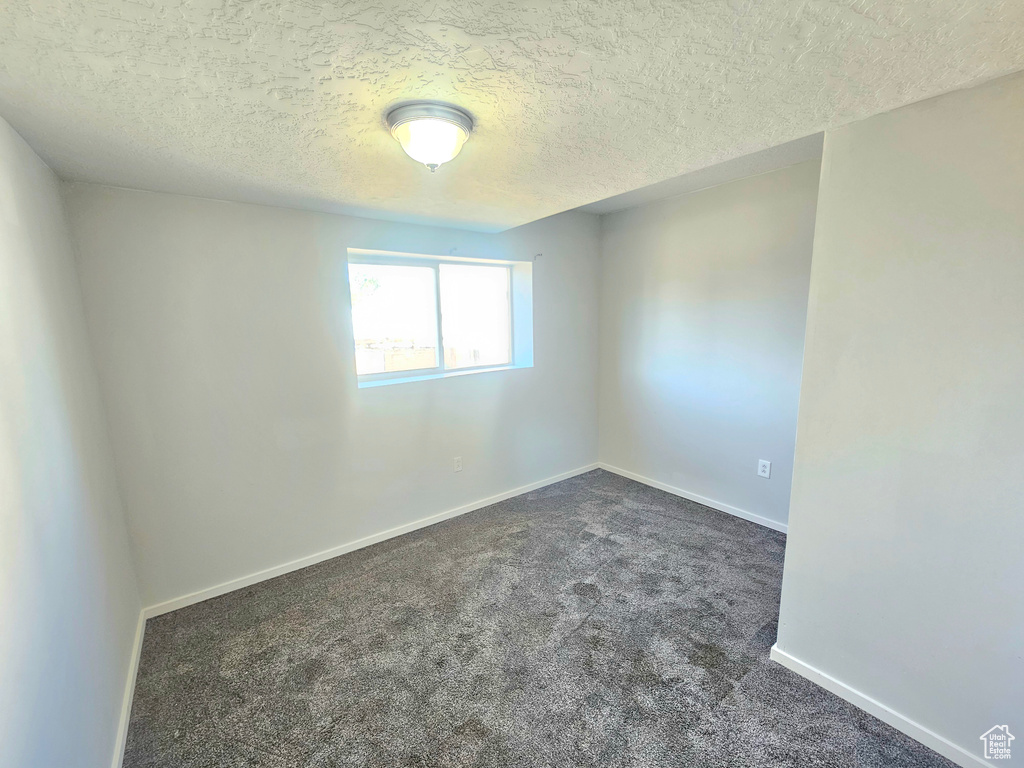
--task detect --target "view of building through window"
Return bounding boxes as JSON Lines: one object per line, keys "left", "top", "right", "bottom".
{"left": 348, "top": 263, "right": 438, "bottom": 375}
{"left": 348, "top": 259, "right": 511, "bottom": 378}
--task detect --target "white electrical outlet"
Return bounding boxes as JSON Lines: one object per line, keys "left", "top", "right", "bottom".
{"left": 454, "top": 456, "right": 463, "bottom": 472}
{"left": 758, "top": 460, "right": 771, "bottom": 479}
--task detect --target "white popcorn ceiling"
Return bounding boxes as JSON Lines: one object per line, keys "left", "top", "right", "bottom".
{"left": 1, "top": 1, "right": 1022, "bottom": 231}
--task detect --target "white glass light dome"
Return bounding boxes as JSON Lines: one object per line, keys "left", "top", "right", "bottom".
{"left": 386, "top": 103, "right": 473, "bottom": 172}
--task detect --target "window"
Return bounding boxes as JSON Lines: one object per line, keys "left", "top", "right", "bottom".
{"left": 347, "top": 250, "right": 532, "bottom": 386}
{"left": 439, "top": 264, "right": 511, "bottom": 370}
{"left": 349, "top": 263, "right": 439, "bottom": 375}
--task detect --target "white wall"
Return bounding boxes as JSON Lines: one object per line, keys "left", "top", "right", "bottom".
{"left": 0, "top": 119, "right": 141, "bottom": 768}
{"left": 598, "top": 161, "right": 820, "bottom": 529}
{"left": 63, "top": 185, "right": 600, "bottom": 609}
{"left": 775, "top": 72, "right": 1024, "bottom": 766}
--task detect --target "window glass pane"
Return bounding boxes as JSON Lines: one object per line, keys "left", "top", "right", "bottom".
{"left": 348, "top": 263, "right": 438, "bottom": 375}
{"left": 439, "top": 264, "right": 511, "bottom": 370}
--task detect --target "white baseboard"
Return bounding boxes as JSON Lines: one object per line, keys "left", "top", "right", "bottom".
{"left": 598, "top": 462, "right": 787, "bottom": 533}
{"left": 143, "top": 463, "right": 600, "bottom": 619}
{"left": 111, "top": 610, "right": 146, "bottom": 768}
{"left": 769, "top": 645, "right": 985, "bottom": 768}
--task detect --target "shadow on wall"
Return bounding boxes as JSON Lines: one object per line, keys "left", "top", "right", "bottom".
{"left": 1, "top": 118, "right": 141, "bottom": 768}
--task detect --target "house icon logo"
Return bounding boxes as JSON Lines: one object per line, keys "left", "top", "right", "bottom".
{"left": 980, "top": 725, "right": 1014, "bottom": 760}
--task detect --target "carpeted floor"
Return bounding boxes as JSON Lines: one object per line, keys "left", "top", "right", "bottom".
{"left": 124, "top": 469, "right": 956, "bottom": 768}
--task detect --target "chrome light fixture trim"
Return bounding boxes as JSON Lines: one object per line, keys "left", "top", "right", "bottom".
{"left": 385, "top": 102, "right": 474, "bottom": 172}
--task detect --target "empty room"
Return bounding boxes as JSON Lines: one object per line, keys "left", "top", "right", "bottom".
{"left": 1, "top": 2, "right": 1021, "bottom": 767}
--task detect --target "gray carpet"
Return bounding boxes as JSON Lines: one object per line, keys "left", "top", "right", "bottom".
{"left": 125, "top": 469, "right": 955, "bottom": 767}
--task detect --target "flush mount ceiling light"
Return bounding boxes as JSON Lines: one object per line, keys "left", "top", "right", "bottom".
{"left": 386, "top": 102, "right": 473, "bottom": 172}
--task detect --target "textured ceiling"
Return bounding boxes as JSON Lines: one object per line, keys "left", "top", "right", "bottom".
{"left": 578, "top": 133, "right": 824, "bottom": 215}
{"left": 1, "top": 1, "right": 1022, "bottom": 231}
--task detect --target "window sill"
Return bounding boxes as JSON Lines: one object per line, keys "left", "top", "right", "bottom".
{"left": 357, "top": 363, "right": 531, "bottom": 389}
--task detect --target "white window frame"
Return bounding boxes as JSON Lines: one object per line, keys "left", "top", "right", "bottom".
{"left": 346, "top": 248, "right": 534, "bottom": 388}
